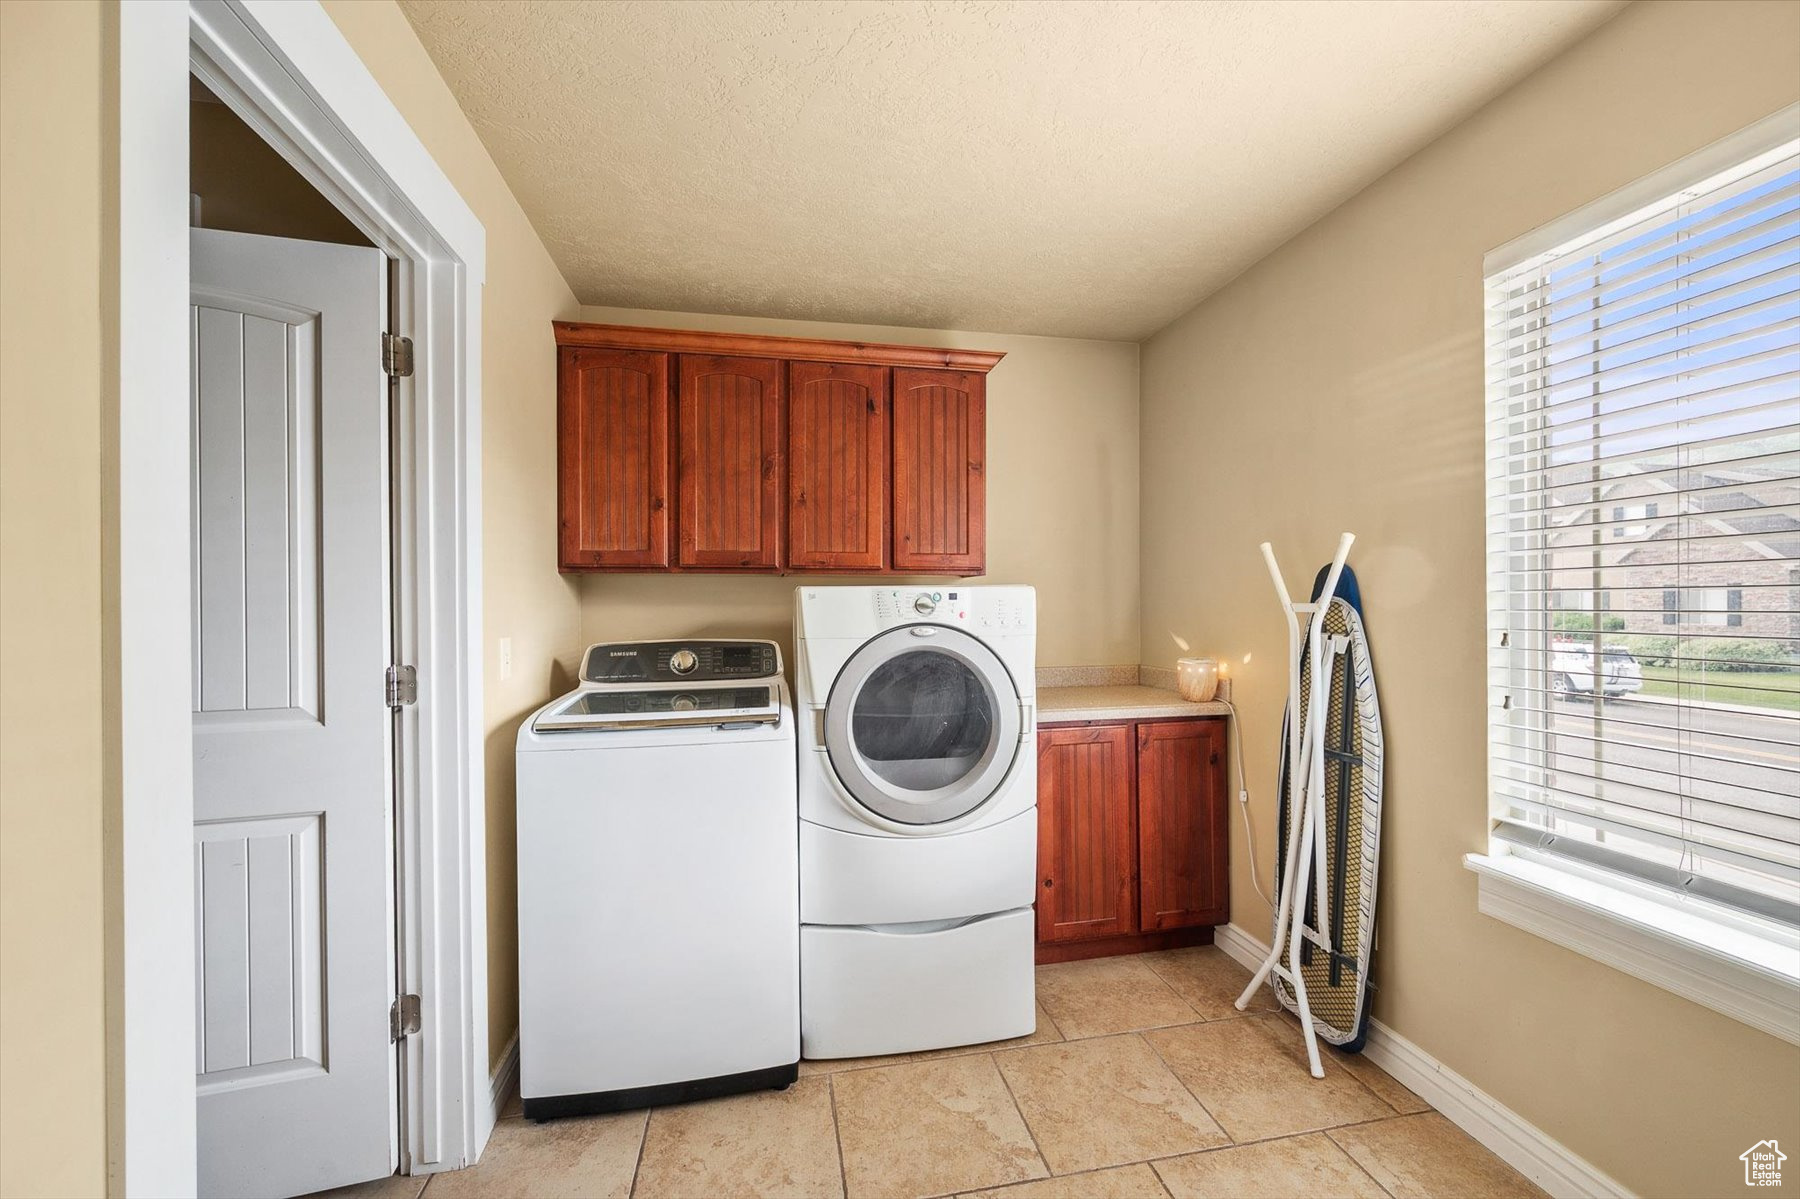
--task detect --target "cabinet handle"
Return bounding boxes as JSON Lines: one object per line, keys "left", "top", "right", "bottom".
{"left": 1043, "top": 877, "right": 1053, "bottom": 889}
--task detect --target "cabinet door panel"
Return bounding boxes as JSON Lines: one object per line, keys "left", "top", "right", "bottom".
{"left": 788, "top": 362, "right": 887, "bottom": 571}
{"left": 676, "top": 354, "right": 783, "bottom": 570}
{"left": 1137, "top": 720, "right": 1229, "bottom": 931}
{"left": 558, "top": 347, "right": 671, "bottom": 569}
{"left": 891, "top": 367, "right": 985, "bottom": 573}
{"left": 1037, "top": 725, "right": 1135, "bottom": 944}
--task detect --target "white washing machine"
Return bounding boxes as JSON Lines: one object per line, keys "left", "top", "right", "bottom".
{"left": 515, "top": 639, "right": 799, "bottom": 1118}
{"left": 794, "top": 585, "right": 1037, "bottom": 1058}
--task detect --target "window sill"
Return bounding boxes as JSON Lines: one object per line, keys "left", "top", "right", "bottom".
{"left": 1465, "top": 851, "right": 1800, "bottom": 1045}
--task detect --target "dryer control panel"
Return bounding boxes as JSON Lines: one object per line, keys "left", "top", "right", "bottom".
{"left": 868, "top": 588, "right": 1030, "bottom": 632}
{"left": 580, "top": 639, "right": 781, "bottom": 685}
{"left": 872, "top": 588, "right": 973, "bottom": 624}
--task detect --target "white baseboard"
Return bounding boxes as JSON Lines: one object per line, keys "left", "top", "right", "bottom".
{"left": 484, "top": 1031, "right": 521, "bottom": 1135}
{"left": 1213, "top": 924, "right": 1632, "bottom": 1199}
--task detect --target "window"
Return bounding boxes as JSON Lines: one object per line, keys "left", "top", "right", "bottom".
{"left": 1480, "top": 108, "right": 1800, "bottom": 1015}
{"left": 1680, "top": 586, "right": 1737, "bottom": 626}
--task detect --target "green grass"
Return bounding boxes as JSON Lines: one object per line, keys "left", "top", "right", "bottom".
{"left": 1637, "top": 666, "right": 1800, "bottom": 712}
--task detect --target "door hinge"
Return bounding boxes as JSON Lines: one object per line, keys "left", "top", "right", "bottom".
{"left": 390, "top": 993, "right": 421, "bottom": 1042}
{"left": 382, "top": 332, "right": 414, "bottom": 378}
{"left": 386, "top": 664, "right": 417, "bottom": 709}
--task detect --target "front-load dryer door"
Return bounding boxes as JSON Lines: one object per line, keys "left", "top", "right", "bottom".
{"left": 824, "top": 626, "right": 1022, "bottom": 826}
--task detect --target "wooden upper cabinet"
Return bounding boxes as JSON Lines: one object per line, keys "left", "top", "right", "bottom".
{"left": 557, "top": 347, "right": 671, "bottom": 570}
{"left": 1037, "top": 725, "right": 1135, "bottom": 945}
{"left": 552, "top": 322, "right": 1001, "bottom": 575}
{"left": 676, "top": 354, "right": 783, "bottom": 570}
{"left": 1136, "top": 720, "right": 1229, "bottom": 931}
{"left": 787, "top": 362, "right": 887, "bottom": 571}
{"left": 891, "top": 368, "right": 986, "bottom": 574}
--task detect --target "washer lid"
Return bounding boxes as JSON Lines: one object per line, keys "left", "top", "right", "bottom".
{"left": 824, "top": 626, "right": 1022, "bottom": 826}
{"left": 533, "top": 684, "right": 780, "bottom": 734}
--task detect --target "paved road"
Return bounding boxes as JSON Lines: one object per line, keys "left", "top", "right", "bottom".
{"left": 1543, "top": 694, "right": 1795, "bottom": 839}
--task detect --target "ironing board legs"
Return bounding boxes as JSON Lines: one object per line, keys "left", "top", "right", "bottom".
{"left": 1234, "top": 534, "right": 1355, "bottom": 1082}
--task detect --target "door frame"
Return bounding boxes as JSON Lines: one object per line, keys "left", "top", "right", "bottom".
{"left": 116, "top": 2, "right": 489, "bottom": 1192}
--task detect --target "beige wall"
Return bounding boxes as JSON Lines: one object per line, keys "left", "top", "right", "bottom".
{"left": 0, "top": 3, "right": 110, "bottom": 1196}
{"left": 319, "top": 0, "right": 584, "bottom": 1071}
{"left": 574, "top": 306, "right": 1141, "bottom": 670}
{"left": 1137, "top": 3, "right": 1800, "bottom": 1195}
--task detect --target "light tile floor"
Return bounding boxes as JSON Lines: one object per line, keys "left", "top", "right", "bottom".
{"left": 315, "top": 948, "right": 1546, "bottom": 1199}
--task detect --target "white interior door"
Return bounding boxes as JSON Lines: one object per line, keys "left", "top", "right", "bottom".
{"left": 191, "top": 227, "right": 396, "bottom": 1198}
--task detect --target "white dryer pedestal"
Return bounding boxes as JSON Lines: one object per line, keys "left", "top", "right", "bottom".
{"left": 800, "top": 909, "right": 1035, "bottom": 1059}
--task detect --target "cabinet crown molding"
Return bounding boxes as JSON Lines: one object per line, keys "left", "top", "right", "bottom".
{"left": 554, "top": 320, "right": 1006, "bottom": 373}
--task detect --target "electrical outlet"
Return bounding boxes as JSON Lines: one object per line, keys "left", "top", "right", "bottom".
{"left": 498, "top": 637, "right": 513, "bottom": 681}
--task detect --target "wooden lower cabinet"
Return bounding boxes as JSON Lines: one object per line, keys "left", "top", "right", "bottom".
{"left": 1137, "top": 720, "right": 1230, "bottom": 931}
{"left": 1035, "top": 716, "right": 1228, "bottom": 964}
{"left": 1036, "top": 725, "right": 1135, "bottom": 944}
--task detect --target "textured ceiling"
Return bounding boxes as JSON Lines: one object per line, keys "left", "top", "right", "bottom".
{"left": 399, "top": 0, "right": 1625, "bottom": 340}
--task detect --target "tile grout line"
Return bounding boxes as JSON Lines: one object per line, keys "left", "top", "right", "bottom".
{"left": 983, "top": 1028, "right": 1243, "bottom": 1182}
{"left": 1142, "top": 1130, "right": 1402, "bottom": 1199}
{"left": 1106, "top": 955, "right": 1207, "bottom": 1027}
{"left": 1136, "top": 1027, "right": 1237, "bottom": 1152}
{"left": 826, "top": 1073, "right": 850, "bottom": 1199}
{"left": 805, "top": 991, "right": 1287, "bottom": 1079}
{"left": 928, "top": 1159, "right": 1178, "bottom": 1199}
{"left": 1035, "top": 1116, "right": 1430, "bottom": 1182}
{"left": 625, "top": 1109, "right": 650, "bottom": 1199}
{"left": 1259, "top": 1008, "right": 1409, "bottom": 1120}
{"left": 988, "top": 1050, "right": 1054, "bottom": 1184}
{"left": 1319, "top": 1126, "right": 1403, "bottom": 1199}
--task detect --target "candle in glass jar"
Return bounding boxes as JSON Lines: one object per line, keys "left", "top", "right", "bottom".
{"left": 1176, "top": 657, "right": 1219, "bottom": 703}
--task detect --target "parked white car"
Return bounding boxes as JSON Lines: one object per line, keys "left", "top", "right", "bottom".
{"left": 1550, "top": 640, "right": 1644, "bottom": 698}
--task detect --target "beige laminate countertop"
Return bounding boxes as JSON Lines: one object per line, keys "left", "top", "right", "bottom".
{"left": 1036, "top": 684, "right": 1231, "bottom": 725}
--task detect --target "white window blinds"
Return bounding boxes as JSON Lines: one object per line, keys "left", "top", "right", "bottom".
{"left": 1484, "top": 119, "right": 1800, "bottom": 926}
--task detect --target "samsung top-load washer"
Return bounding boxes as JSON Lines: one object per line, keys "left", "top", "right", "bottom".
{"left": 794, "top": 585, "right": 1037, "bottom": 1058}
{"left": 515, "top": 639, "right": 798, "bottom": 1119}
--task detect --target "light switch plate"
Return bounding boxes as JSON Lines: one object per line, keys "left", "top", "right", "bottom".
{"left": 498, "top": 637, "right": 513, "bottom": 681}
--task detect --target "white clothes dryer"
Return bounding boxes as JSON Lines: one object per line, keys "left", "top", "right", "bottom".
{"left": 794, "top": 585, "right": 1037, "bottom": 1058}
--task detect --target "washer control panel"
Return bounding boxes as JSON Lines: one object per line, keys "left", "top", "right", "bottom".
{"left": 580, "top": 640, "right": 780, "bottom": 685}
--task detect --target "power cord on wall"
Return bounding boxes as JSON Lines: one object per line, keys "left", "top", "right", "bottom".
{"left": 1220, "top": 699, "right": 1273, "bottom": 908}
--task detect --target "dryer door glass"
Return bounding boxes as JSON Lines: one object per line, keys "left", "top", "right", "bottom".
{"left": 853, "top": 653, "right": 992, "bottom": 790}
{"left": 824, "top": 628, "right": 1022, "bottom": 825}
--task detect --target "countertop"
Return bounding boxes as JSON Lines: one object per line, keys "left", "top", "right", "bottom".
{"left": 1036, "top": 683, "right": 1231, "bottom": 725}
